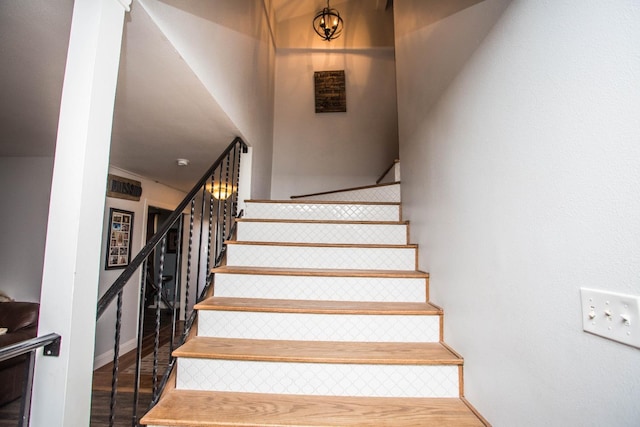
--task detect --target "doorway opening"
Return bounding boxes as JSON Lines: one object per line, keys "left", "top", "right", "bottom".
{"left": 144, "top": 206, "right": 183, "bottom": 337}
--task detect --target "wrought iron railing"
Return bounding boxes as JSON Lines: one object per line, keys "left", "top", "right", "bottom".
{"left": 95, "top": 137, "right": 247, "bottom": 426}
{"left": 0, "top": 333, "right": 61, "bottom": 427}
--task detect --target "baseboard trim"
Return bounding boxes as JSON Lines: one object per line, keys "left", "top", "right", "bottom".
{"left": 93, "top": 336, "right": 138, "bottom": 369}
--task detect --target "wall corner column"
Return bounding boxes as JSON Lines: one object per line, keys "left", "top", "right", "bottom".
{"left": 30, "top": 0, "right": 128, "bottom": 425}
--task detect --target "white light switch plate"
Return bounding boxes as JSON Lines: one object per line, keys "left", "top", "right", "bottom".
{"left": 580, "top": 288, "right": 640, "bottom": 349}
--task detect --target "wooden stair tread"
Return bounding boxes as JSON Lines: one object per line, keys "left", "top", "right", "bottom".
{"left": 140, "top": 390, "right": 488, "bottom": 427}
{"left": 195, "top": 297, "right": 441, "bottom": 315}
{"left": 290, "top": 181, "right": 401, "bottom": 200}
{"left": 173, "top": 337, "right": 462, "bottom": 365}
{"left": 226, "top": 240, "right": 417, "bottom": 249}
{"left": 246, "top": 199, "right": 400, "bottom": 206}
{"left": 212, "top": 265, "right": 429, "bottom": 278}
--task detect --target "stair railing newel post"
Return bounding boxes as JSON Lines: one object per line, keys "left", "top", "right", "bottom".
{"left": 94, "top": 137, "right": 246, "bottom": 426}
{"left": 233, "top": 142, "right": 242, "bottom": 218}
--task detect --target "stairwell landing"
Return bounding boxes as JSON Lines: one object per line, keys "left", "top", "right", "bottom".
{"left": 141, "top": 167, "right": 490, "bottom": 426}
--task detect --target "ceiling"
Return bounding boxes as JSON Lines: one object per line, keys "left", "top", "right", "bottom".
{"left": 0, "top": 0, "right": 392, "bottom": 192}
{"left": 110, "top": 2, "right": 239, "bottom": 191}
{"left": 271, "top": 0, "right": 389, "bottom": 22}
{"left": 0, "top": 1, "right": 73, "bottom": 158}
{"left": 0, "top": 0, "right": 239, "bottom": 192}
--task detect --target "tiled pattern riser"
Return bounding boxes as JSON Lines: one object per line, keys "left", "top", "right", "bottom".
{"left": 244, "top": 202, "right": 400, "bottom": 222}
{"left": 177, "top": 359, "right": 459, "bottom": 398}
{"left": 236, "top": 221, "right": 407, "bottom": 245}
{"left": 297, "top": 184, "right": 401, "bottom": 203}
{"left": 226, "top": 244, "right": 416, "bottom": 270}
{"left": 213, "top": 273, "right": 427, "bottom": 302}
{"left": 198, "top": 311, "right": 440, "bottom": 342}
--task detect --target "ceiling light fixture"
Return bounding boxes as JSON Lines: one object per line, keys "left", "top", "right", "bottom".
{"left": 176, "top": 158, "right": 190, "bottom": 167}
{"left": 313, "top": 0, "right": 344, "bottom": 42}
{"left": 209, "top": 182, "right": 237, "bottom": 200}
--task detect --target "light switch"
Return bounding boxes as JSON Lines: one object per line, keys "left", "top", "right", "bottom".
{"left": 580, "top": 288, "right": 640, "bottom": 349}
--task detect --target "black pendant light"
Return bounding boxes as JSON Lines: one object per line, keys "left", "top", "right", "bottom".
{"left": 313, "top": 0, "right": 344, "bottom": 42}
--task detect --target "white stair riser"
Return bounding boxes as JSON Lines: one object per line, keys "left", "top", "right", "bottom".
{"left": 236, "top": 222, "right": 407, "bottom": 245}
{"left": 177, "top": 359, "right": 459, "bottom": 398}
{"left": 198, "top": 311, "right": 440, "bottom": 342}
{"left": 298, "top": 184, "right": 400, "bottom": 203}
{"left": 244, "top": 202, "right": 400, "bottom": 222}
{"left": 226, "top": 245, "right": 416, "bottom": 270}
{"left": 213, "top": 273, "right": 427, "bottom": 302}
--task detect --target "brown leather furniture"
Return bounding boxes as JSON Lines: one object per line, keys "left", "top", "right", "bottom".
{"left": 0, "top": 302, "right": 39, "bottom": 406}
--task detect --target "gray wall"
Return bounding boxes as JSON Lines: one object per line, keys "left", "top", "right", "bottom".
{"left": 271, "top": 48, "right": 398, "bottom": 199}
{"left": 138, "top": 0, "right": 276, "bottom": 199}
{"left": 395, "top": 0, "right": 640, "bottom": 425}
{"left": 0, "top": 156, "right": 54, "bottom": 302}
{"left": 94, "top": 167, "right": 186, "bottom": 367}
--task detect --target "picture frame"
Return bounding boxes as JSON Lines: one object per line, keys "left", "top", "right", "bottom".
{"left": 105, "top": 208, "right": 134, "bottom": 270}
{"left": 314, "top": 70, "right": 347, "bottom": 113}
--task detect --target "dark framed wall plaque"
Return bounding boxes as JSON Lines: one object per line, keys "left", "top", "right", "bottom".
{"left": 106, "top": 174, "right": 142, "bottom": 201}
{"left": 314, "top": 70, "right": 346, "bottom": 113}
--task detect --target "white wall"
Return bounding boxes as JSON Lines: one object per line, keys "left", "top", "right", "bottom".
{"left": 395, "top": 1, "right": 640, "bottom": 426}
{"left": 271, "top": 49, "right": 398, "bottom": 199}
{"left": 94, "top": 167, "right": 185, "bottom": 366}
{"left": 0, "top": 157, "right": 54, "bottom": 302}
{"left": 137, "top": 0, "right": 275, "bottom": 199}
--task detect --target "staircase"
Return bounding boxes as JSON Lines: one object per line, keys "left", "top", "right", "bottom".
{"left": 140, "top": 171, "right": 489, "bottom": 426}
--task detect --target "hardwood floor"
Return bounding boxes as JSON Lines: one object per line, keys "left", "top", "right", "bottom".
{"left": 93, "top": 309, "right": 182, "bottom": 388}
{"left": 0, "top": 309, "right": 183, "bottom": 426}
{"left": 90, "top": 390, "right": 153, "bottom": 427}
{"left": 0, "top": 391, "right": 153, "bottom": 427}
{"left": 0, "top": 398, "right": 21, "bottom": 426}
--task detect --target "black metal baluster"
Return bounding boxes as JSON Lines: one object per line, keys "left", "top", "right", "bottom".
{"left": 153, "top": 237, "right": 167, "bottom": 400}
{"left": 195, "top": 185, "right": 207, "bottom": 298}
{"left": 131, "top": 259, "right": 149, "bottom": 426}
{"left": 184, "top": 199, "right": 195, "bottom": 322}
{"left": 171, "top": 217, "right": 183, "bottom": 354}
{"left": 109, "top": 289, "right": 123, "bottom": 427}
{"left": 226, "top": 144, "right": 237, "bottom": 229}
{"left": 206, "top": 176, "right": 215, "bottom": 274}
{"left": 220, "top": 155, "right": 231, "bottom": 263}
{"left": 214, "top": 162, "right": 224, "bottom": 264}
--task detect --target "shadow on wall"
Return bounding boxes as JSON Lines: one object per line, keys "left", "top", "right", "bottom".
{"left": 155, "top": 0, "right": 269, "bottom": 42}
{"left": 394, "top": 0, "right": 513, "bottom": 128}
{"left": 395, "top": 0, "right": 485, "bottom": 38}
